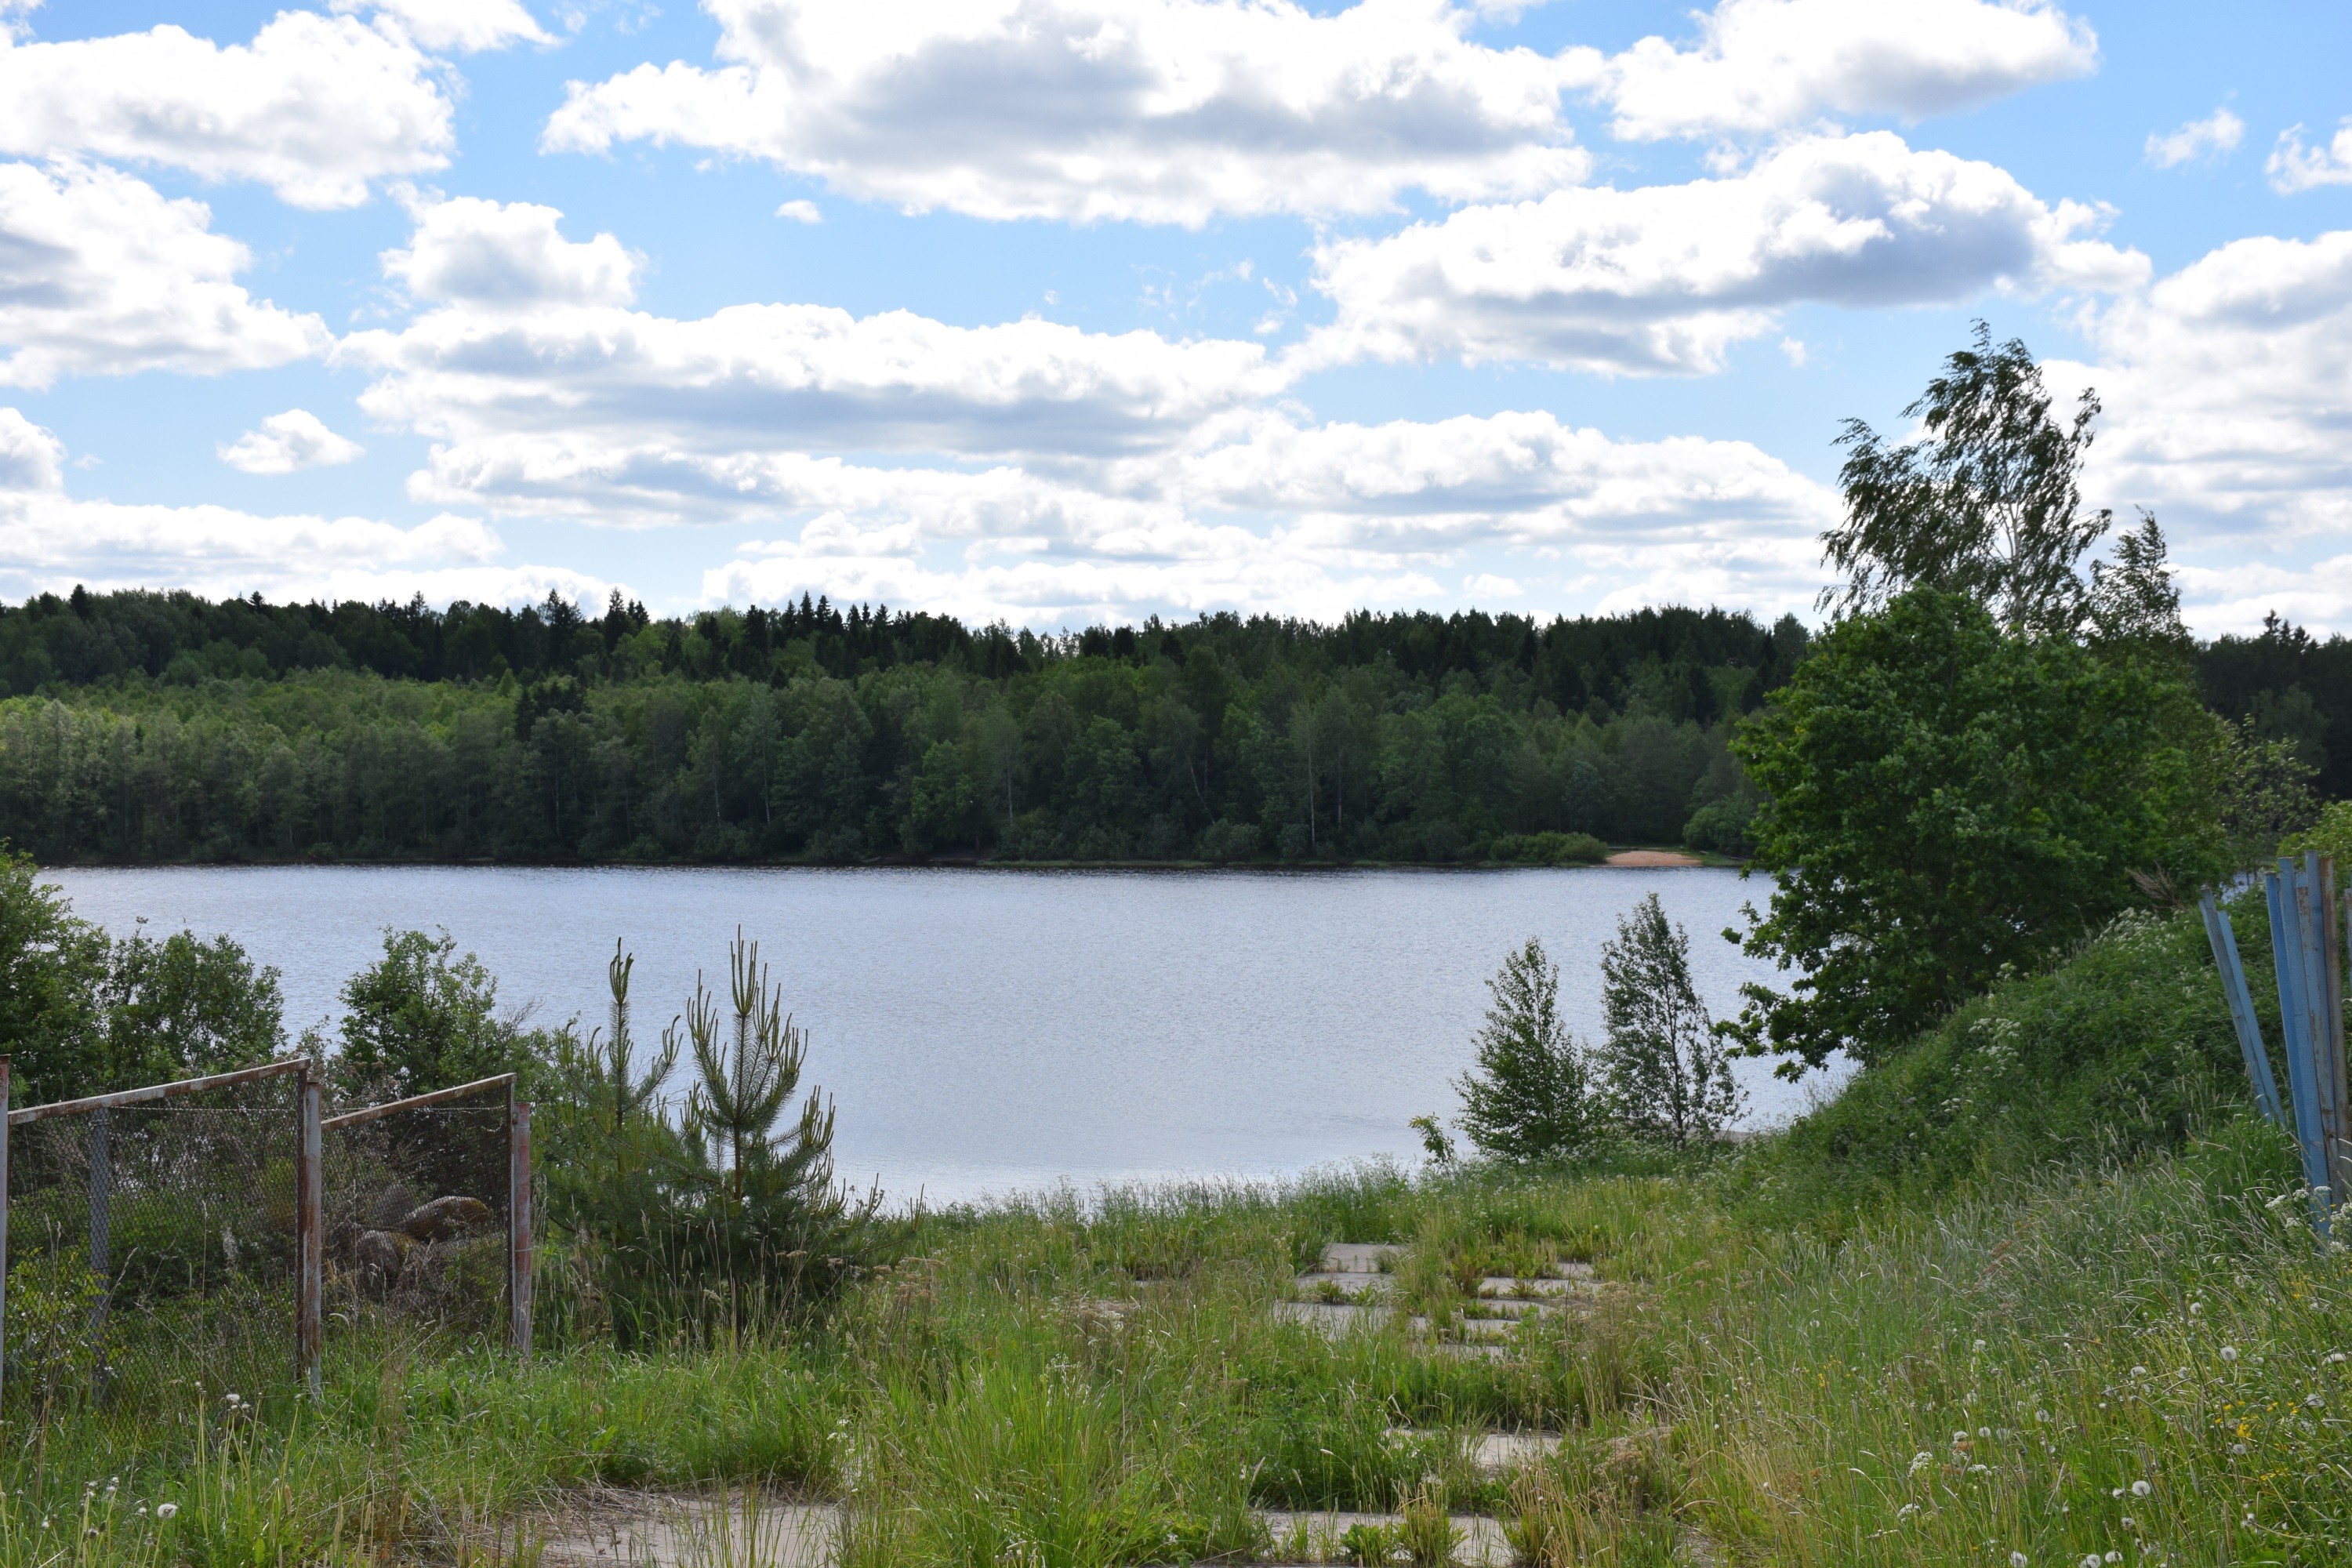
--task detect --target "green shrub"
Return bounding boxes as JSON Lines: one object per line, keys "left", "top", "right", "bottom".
{"left": 1486, "top": 831, "right": 1608, "bottom": 866}
{"left": 1723, "top": 900, "right": 2288, "bottom": 1228}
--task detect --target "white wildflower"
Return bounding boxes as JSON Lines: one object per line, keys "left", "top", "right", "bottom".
{"left": 2010, "top": 1555, "right": 2028, "bottom": 1567}
{"left": 155, "top": 1504, "right": 176, "bottom": 1521}
{"left": 2132, "top": 1480, "right": 2151, "bottom": 1497}
{"left": 2220, "top": 1347, "right": 2238, "bottom": 1362}
{"left": 1910, "top": 1452, "right": 1933, "bottom": 1474}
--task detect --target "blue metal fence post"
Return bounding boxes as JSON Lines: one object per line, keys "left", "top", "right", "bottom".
{"left": 2323, "top": 856, "right": 2352, "bottom": 1206}
{"left": 2200, "top": 892, "right": 2286, "bottom": 1127}
{"left": 2267, "top": 862, "right": 2332, "bottom": 1229}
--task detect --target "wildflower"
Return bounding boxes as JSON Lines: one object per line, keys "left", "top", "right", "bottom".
{"left": 2121, "top": 1518, "right": 2136, "bottom": 1531}
{"left": 155, "top": 1504, "right": 176, "bottom": 1521}
{"left": 2036, "top": 1410, "right": 2051, "bottom": 1423}
{"left": 1910, "top": 1452, "right": 1933, "bottom": 1475}
{"left": 2220, "top": 1347, "right": 2238, "bottom": 1363}
{"left": 2229, "top": 1443, "right": 2248, "bottom": 1455}
{"left": 1979, "top": 1426, "right": 1991, "bottom": 1439}
{"left": 2132, "top": 1480, "right": 2151, "bottom": 1497}
{"left": 2011, "top": 1555, "right": 2028, "bottom": 1567}
{"left": 1954, "top": 1431, "right": 1969, "bottom": 1445}
{"left": 2325, "top": 1351, "right": 2346, "bottom": 1364}
{"left": 1969, "top": 1463, "right": 1989, "bottom": 1475}
{"left": 2106, "top": 1555, "right": 2122, "bottom": 1564}
{"left": 2130, "top": 1366, "right": 2147, "bottom": 1377}
{"left": 2083, "top": 1555, "right": 2103, "bottom": 1567}
{"left": 1974, "top": 1339, "right": 1987, "bottom": 1352}
{"left": 2189, "top": 1301, "right": 2203, "bottom": 1316}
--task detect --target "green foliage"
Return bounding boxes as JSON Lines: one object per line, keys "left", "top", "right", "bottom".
{"left": 1729, "top": 588, "right": 2227, "bottom": 1073}
{"left": 1595, "top": 894, "right": 1739, "bottom": 1144}
{"left": 334, "top": 928, "right": 533, "bottom": 1098}
{"left": 97, "top": 927, "right": 284, "bottom": 1087}
{"left": 0, "top": 846, "right": 285, "bottom": 1104}
{"left": 1826, "top": 321, "right": 2112, "bottom": 636}
{"left": 0, "top": 844, "right": 107, "bottom": 1101}
{"left": 1485, "top": 830, "right": 1607, "bottom": 866}
{"left": 0, "top": 600, "right": 1804, "bottom": 865}
{"left": 547, "top": 932, "right": 869, "bottom": 1345}
{"left": 2195, "top": 609, "right": 2352, "bottom": 799}
{"left": 1725, "top": 902, "right": 2273, "bottom": 1226}
{"left": 1454, "top": 938, "right": 1600, "bottom": 1163}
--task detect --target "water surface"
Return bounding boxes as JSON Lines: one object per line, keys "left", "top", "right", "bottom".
{"left": 40, "top": 866, "right": 1835, "bottom": 1203}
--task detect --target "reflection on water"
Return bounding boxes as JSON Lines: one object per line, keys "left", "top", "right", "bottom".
{"left": 42, "top": 865, "right": 1842, "bottom": 1203}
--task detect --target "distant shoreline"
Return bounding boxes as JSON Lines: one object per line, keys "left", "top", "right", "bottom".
{"left": 34, "top": 848, "right": 1739, "bottom": 873}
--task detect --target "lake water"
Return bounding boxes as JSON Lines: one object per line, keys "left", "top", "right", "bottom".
{"left": 38, "top": 866, "right": 1839, "bottom": 1204}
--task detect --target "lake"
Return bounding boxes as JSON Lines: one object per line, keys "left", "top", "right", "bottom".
{"left": 38, "top": 865, "right": 1840, "bottom": 1204}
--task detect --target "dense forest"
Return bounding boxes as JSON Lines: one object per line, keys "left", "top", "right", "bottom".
{"left": 0, "top": 588, "right": 1807, "bottom": 864}
{"left": 0, "top": 583, "right": 2332, "bottom": 866}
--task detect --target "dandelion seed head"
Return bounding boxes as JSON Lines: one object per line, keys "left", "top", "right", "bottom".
{"left": 2220, "top": 1346, "right": 2238, "bottom": 1362}
{"left": 2189, "top": 1302, "right": 2204, "bottom": 1316}
{"left": 2105, "top": 1555, "right": 2122, "bottom": 1564}
{"left": 2131, "top": 1365, "right": 2147, "bottom": 1377}
{"left": 1974, "top": 1339, "right": 1987, "bottom": 1352}
{"left": 2082, "top": 1555, "right": 2102, "bottom": 1568}
{"left": 1978, "top": 1426, "right": 1991, "bottom": 1439}
{"left": 2010, "top": 1555, "right": 2029, "bottom": 1567}
{"left": 155, "top": 1504, "right": 176, "bottom": 1520}
{"left": 2132, "top": 1479, "right": 2151, "bottom": 1497}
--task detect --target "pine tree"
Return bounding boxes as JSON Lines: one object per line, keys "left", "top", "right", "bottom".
{"left": 1595, "top": 895, "right": 1740, "bottom": 1144}
{"left": 1454, "top": 938, "right": 1599, "bottom": 1162}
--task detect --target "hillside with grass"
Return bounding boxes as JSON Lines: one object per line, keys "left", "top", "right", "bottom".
{"left": 2, "top": 888, "right": 2340, "bottom": 1566}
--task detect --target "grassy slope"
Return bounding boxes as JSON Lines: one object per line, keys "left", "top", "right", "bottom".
{"left": 4, "top": 904, "right": 2347, "bottom": 1566}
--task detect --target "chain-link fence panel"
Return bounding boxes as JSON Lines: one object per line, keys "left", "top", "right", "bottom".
{"left": 324, "top": 1094, "right": 513, "bottom": 1340}
{"left": 4, "top": 1071, "right": 302, "bottom": 1418}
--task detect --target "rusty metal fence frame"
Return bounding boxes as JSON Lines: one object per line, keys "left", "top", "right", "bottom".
{"left": 319, "top": 1072, "right": 532, "bottom": 1373}
{"left": 0, "top": 1056, "right": 534, "bottom": 1410}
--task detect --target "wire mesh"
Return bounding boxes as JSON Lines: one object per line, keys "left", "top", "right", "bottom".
{"left": 324, "top": 1098, "right": 511, "bottom": 1338}
{"left": 4, "top": 1078, "right": 299, "bottom": 1417}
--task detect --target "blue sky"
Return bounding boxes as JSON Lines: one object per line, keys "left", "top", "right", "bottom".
{"left": 2, "top": 0, "right": 2348, "bottom": 633}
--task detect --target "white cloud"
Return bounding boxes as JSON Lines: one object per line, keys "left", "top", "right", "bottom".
{"left": 219, "top": 409, "right": 366, "bottom": 474}
{"left": 0, "top": 406, "right": 605, "bottom": 606}
{"left": 0, "top": 403, "right": 63, "bottom": 491}
{"left": 0, "top": 160, "right": 329, "bottom": 389}
{"left": 2049, "top": 229, "right": 2352, "bottom": 572}
{"left": 775, "top": 199, "right": 822, "bottom": 224}
{"left": 1577, "top": 0, "right": 2096, "bottom": 143}
{"left": 2173, "top": 555, "right": 2352, "bottom": 639}
{"left": 333, "top": 0, "right": 550, "bottom": 54}
{"left": 543, "top": 0, "right": 1589, "bottom": 225}
{"left": 383, "top": 195, "right": 641, "bottom": 307}
{"left": 341, "top": 300, "right": 1284, "bottom": 468}
{"left": 2144, "top": 106, "right": 2242, "bottom": 169}
{"left": 0, "top": 11, "right": 452, "bottom": 209}
{"left": 1303, "top": 132, "right": 2145, "bottom": 373}
{"left": 2267, "top": 120, "right": 2352, "bottom": 194}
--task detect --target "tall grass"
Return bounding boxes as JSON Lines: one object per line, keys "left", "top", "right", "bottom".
{"left": 0, "top": 903, "right": 2339, "bottom": 1563}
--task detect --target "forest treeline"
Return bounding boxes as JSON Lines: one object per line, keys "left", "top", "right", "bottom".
{"left": 0, "top": 580, "right": 2335, "bottom": 865}
{"left": 0, "top": 590, "right": 1806, "bottom": 864}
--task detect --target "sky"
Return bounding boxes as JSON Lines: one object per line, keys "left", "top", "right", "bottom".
{"left": 0, "top": 0, "right": 2347, "bottom": 635}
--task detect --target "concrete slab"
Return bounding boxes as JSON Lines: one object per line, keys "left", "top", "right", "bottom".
{"left": 1315, "top": 1242, "right": 1400, "bottom": 1274}
{"left": 1258, "top": 1509, "right": 1512, "bottom": 1566}
{"left": 539, "top": 1491, "right": 836, "bottom": 1568}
